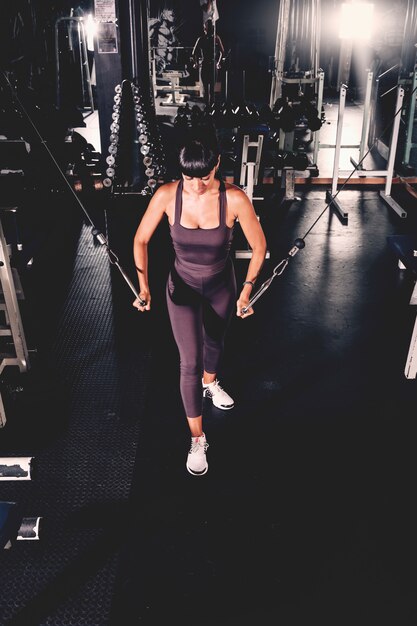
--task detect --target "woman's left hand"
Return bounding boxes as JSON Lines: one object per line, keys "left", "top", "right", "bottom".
{"left": 236, "top": 296, "right": 253, "bottom": 318}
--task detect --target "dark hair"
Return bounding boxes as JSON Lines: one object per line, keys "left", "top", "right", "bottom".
{"left": 178, "top": 130, "right": 219, "bottom": 178}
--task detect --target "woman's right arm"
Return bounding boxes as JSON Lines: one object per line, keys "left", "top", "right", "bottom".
{"left": 133, "top": 185, "right": 170, "bottom": 311}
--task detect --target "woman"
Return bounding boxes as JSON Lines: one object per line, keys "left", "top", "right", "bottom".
{"left": 133, "top": 131, "right": 267, "bottom": 476}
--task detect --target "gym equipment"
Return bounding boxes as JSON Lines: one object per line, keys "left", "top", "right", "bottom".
{"left": 298, "top": 95, "right": 322, "bottom": 132}
{"left": 273, "top": 71, "right": 324, "bottom": 164}
{"left": 268, "top": 0, "right": 323, "bottom": 171}
{"left": 348, "top": 70, "right": 375, "bottom": 172}
{"left": 240, "top": 80, "right": 414, "bottom": 314}
{"left": 325, "top": 85, "right": 407, "bottom": 221}
{"left": 258, "top": 103, "right": 275, "bottom": 126}
{"left": 400, "top": 67, "right": 417, "bottom": 169}
{"left": 387, "top": 234, "right": 417, "bottom": 378}
{"left": 159, "top": 70, "right": 191, "bottom": 106}
{"left": 173, "top": 106, "right": 190, "bottom": 129}
{"left": 0, "top": 213, "right": 30, "bottom": 427}
{"left": 151, "top": 58, "right": 201, "bottom": 106}
{"left": 379, "top": 87, "right": 407, "bottom": 218}
{"left": 271, "top": 98, "right": 297, "bottom": 132}
{"left": 234, "top": 131, "right": 270, "bottom": 260}
{"left": 173, "top": 104, "right": 208, "bottom": 131}
{"left": 0, "top": 457, "right": 34, "bottom": 480}
{"left": 54, "top": 16, "right": 94, "bottom": 114}
{"left": 0, "top": 501, "right": 41, "bottom": 549}
{"left": 241, "top": 238, "right": 305, "bottom": 315}
{"left": 389, "top": 7, "right": 417, "bottom": 171}
{"left": 269, "top": 0, "right": 321, "bottom": 107}
{"left": 104, "top": 80, "right": 166, "bottom": 195}
{"left": 2, "top": 71, "right": 147, "bottom": 310}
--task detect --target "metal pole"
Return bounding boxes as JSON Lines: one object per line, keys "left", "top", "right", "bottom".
{"left": 77, "top": 22, "right": 85, "bottom": 104}
{"left": 358, "top": 70, "right": 373, "bottom": 164}
{"left": 313, "top": 70, "right": 324, "bottom": 164}
{"left": 405, "top": 313, "right": 417, "bottom": 378}
{"left": 246, "top": 162, "right": 255, "bottom": 203}
{"left": 314, "top": 0, "right": 321, "bottom": 83}
{"left": 212, "top": 18, "right": 216, "bottom": 105}
{"left": 385, "top": 86, "right": 404, "bottom": 196}
{"left": 379, "top": 85, "right": 407, "bottom": 218}
{"left": 270, "top": 0, "right": 291, "bottom": 108}
{"left": 128, "top": 0, "right": 138, "bottom": 80}
{"left": 79, "top": 22, "right": 94, "bottom": 112}
{"left": 404, "top": 69, "right": 417, "bottom": 165}
{"left": 55, "top": 19, "right": 60, "bottom": 109}
{"left": 331, "top": 84, "right": 347, "bottom": 196}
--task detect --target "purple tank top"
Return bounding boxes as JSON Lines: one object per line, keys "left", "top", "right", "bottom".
{"left": 169, "top": 178, "right": 234, "bottom": 275}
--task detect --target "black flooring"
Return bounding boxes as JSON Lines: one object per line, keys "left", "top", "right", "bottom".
{"left": 1, "top": 176, "right": 417, "bottom": 625}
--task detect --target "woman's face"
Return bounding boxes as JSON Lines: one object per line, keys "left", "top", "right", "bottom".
{"left": 182, "top": 164, "right": 218, "bottom": 196}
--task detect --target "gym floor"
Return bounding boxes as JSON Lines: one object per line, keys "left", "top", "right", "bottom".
{"left": 0, "top": 101, "right": 416, "bottom": 625}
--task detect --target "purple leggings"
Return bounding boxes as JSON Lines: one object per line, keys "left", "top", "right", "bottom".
{"left": 166, "top": 260, "right": 236, "bottom": 417}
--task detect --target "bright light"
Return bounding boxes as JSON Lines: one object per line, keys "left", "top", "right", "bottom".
{"left": 339, "top": 3, "right": 374, "bottom": 40}
{"left": 84, "top": 14, "right": 97, "bottom": 51}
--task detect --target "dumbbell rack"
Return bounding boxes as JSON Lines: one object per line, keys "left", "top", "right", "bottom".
{"left": 0, "top": 212, "right": 30, "bottom": 427}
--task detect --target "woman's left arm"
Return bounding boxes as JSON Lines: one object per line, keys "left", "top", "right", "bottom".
{"left": 229, "top": 186, "right": 267, "bottom": 318}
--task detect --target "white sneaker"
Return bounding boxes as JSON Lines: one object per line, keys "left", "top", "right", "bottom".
{"left": 203, "top": 379, "right": 234, "bottom": 410}
{"left": 186, "top": 433, "right": 209, "bottom": 476}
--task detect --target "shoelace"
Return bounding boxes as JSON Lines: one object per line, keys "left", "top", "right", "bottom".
{"left": 190, "top": 437, "right": 209, "bottom": 453}
{"left": 206, "top": 380, "right": 224, "bottom": 393}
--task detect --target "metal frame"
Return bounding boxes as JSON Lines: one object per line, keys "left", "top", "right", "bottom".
{"left": 269, "top": 0, "right": 321, "bottom": 108}
{"left": 394, "top": 246, "right": 417, "bottom": 378}
{"left": 269, "top": 0, "right": 291, "bottom": 108}
{"left": 400, "top": 69, "right": 417, "bottom": 167}
{"left": 55, "top": 16, "right": 94, "bottom": 113}
{"left": 405, "top": 310, "right": 417, "bottom": 378}
{"left": 239, "top": 134, "right": 264, "bottom": 193}
{"left": 282, "top": 167, "right": 301, "bottom": 202}
{"left": 235, "top": 134, "right": 270, "bottom": 260}
{"left": 349, "top": 70, "right": 374, "bottom": 170}
{"left": 325, "top": 85, "right": 406, "bottom": 221}
{"left": 325, "top": 84, "right": 349, "bottom": 221}
{"left": 150, "top": 46, "right": 201, "bottom": 105}
{"left": 0, "top": 217, "right": 30, "bottom": 427}
{"left": 277, "top": 73, "right": 325, "bottom": 161}
{"left": 320, "top": 71, "right": 374, "bottom": 171}
{"left": 0, "top": 457, "right": 34, "bottom": 481}
{"left": 379, "top": 87, "right": 407, "bottom": 218}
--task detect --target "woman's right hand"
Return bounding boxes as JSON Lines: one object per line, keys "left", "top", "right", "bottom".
{"left": 133, "top": 290, "right": 151, "bottom": 312}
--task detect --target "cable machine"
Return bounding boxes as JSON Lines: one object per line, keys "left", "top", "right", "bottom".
{"left": 269, "top": 0, "right": 323, "bottom": 179}
{"left": 399, "top": 1, "right": 417, "bottom": 172}
{"left": 270, "top": 0, "right": 321, "bottom": 107}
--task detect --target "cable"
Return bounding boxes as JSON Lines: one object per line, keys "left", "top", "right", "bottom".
{"left": 242, "top": 82, "right": 417, "bottom": 314}
{"left": 2, "top": 70, "right": 146, "bottom": 306}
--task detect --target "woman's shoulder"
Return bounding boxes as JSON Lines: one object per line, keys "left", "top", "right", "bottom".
{"left": 224, "top": 181, "right": 247, "bottom": 199}
{"left": 153, "top": 180, "right": 179, "bottom": 200}
{"left": 224, "top": 181, "right": 252, "bottom": 216}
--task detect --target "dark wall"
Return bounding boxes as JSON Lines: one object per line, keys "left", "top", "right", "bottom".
{"left": 218, "top": 0, "right": 279, "bottom": 102}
